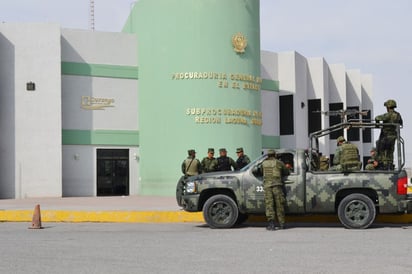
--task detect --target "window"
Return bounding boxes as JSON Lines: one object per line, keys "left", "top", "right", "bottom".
{"left": 279, "top": 95, "right": 294, "bottom": 135}
{"left": 347, "top": 106, "right": 360, "bottom": 141}
{"left": 362, "top": 109, "right": 372, "bottom": 143}
{"left": 329, "top": 102, "right": 344, "bottom": 139}
{"left": 308, "top": 99, "right": 321, "bottom": 135}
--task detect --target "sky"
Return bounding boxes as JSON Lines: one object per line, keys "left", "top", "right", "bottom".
{"left": 2, "top": 0, "right": 411, "bottom": 165}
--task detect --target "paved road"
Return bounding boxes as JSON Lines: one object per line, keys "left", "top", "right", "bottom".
{"left": 0, "top": 222, "right": 411, "bottom": 274}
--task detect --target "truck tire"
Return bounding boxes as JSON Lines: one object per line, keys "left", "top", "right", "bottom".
{"left": 203, "top": 195, "right": 239, "bottom": 229}
{"left": 337, "top": 193, "right": 376, "bottom": 229}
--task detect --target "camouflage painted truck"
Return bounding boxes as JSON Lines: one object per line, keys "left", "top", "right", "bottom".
{"left": 176, "top": 121, "right": 412, "bottom": 229}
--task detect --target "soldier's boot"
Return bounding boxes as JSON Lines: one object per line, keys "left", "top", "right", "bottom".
{"left": 276, "top": 223, "right": 286, "bottom": 230}
{"left": 266, "top": 221, "right": 276, "bottom": 231}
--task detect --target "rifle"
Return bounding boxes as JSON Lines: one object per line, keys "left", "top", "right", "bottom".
{"left": 313, "top": 109, "right": 369, "bottom": 123}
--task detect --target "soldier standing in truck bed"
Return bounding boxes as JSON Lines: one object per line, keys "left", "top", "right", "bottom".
{"left": 375, "top": 99, "right": 403, "bottom": 170}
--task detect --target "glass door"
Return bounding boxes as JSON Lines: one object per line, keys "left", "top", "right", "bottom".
{"left": 97, "top": 149, "right": 129, "bottom": 196}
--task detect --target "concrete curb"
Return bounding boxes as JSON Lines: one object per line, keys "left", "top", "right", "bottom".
{"left": 1, "top": 210, "right": 412, "bottom": 224}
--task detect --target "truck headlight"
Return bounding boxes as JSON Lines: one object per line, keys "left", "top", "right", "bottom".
{"left": 185, "top": 181, "right": 197, "bottom": 193}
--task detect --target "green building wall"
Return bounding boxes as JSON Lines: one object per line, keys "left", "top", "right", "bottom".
{"left": 123, "top": 0, "right": 262, "bottom": 195}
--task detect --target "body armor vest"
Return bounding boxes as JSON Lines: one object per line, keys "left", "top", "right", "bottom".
{"left": 217, "top": 157, "right": 231, "bottom": 171}
{"left": 340, "top": 143, "right": 360, "bottom": 170}
{"left": 185, "top": 158, "right": 199, "bottom": 176}
{"left": 262, "top": 159, "right": 282, "bottom": 186}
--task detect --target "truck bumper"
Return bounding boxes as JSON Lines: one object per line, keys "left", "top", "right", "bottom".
{"left": 398, "top": 199, "right": 412, "bottom": 213}
{"left": 181, "top": 194, "right": 201, "bottom": 212}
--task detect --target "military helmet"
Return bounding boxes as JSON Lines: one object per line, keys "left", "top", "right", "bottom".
{"left": 384, "top": 99, "right": 397, "bottom": 108}
{"left": 188, "top": 149, "right": 196, "bottom": 156}
{"left": 267, "top": 149, "right": 276, "bottom": 156}
{"left": 207, "top": 148, "right": 214, "bottom": 153}
{"left": 337, "top": 136, "right": 346, "bottom": 143}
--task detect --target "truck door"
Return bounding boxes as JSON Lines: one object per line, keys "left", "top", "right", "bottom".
{"left": 241, "top": 156, "right": 266, "bottom": 213}
{"left": 278, "top": 152, "right": 305, "bottom": 214}
{"left": 241, "top": 152, "right": 305, "bottom": 214}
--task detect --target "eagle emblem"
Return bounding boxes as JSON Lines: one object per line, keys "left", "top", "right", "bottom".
{"left": 232, "top": 32, "right": 247, "bottom": 53}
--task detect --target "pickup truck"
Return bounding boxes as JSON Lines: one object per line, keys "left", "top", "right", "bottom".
{"left": 176, "top": 121, "right": 412, "bottom": 229}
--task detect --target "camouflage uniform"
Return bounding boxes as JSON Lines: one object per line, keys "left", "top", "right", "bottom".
{"left": 235, "top": 147, "right": 251, "bottom": 170}
{"left": 329, "top": 136, "right": 361, "bottom": 171}
{"left": 375, "top": 99, "right": 403, "bottom": 169}
{"left": 262, "top": 150, "right": 290, "bottom": 230}
{"left": 201, "top": 148, "right": 218, "bottom": 173}
{"left": 365, "top": 147, "right": 381, "bottom": 170}
{"left": 216, "top": 148, "right": 237, "bottom": 171}
{"left": 181, "top": 149, "right": 201, "bottom": 177}
{"left": 319, "top": 155, "right": 329, "bottom": 171}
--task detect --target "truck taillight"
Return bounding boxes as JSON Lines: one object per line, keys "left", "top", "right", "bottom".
{"left": 397, "top": 176, "right": 407, "bottom": 195}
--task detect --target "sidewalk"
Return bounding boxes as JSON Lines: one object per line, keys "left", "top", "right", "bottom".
{"left": 0, "top": 196, "right": 204, "bottom": 223}
{"left": 1, "top": 196, "right": 411, "bottom": 224}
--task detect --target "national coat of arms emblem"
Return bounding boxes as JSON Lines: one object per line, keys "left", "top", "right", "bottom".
{"left": 232, "top": 32, "right": 247, "bottom": 53}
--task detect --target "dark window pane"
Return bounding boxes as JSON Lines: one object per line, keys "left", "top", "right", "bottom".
{"left": 308, "top": 99, "right": 321, "bottom": 136}
{"left": 347, "top": 106, "right": 360, "bottom": 141}
{"left": 362, "top": 109, "right": 372, "bottom": 143}
{"left": 280, "top": 95, "right": 294, "bottom": 135}
{"left": 329, "top": 102, "right": 344, "bottom": 139}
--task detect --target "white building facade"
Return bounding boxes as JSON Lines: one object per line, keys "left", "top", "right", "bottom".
{"left": 0, "top": 21, "right": 373, "bottom": 198}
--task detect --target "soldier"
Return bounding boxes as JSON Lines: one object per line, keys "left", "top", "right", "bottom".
{"left": 262, "top": 149, "right": 290, "bottom": 231}
{"left": 201, "top": 148, "right": 218, "bottom": 173}
{"left": 375, "top": 99, "right": 403, "bottom": 170}
{"left": 365, "top": 147, "right": 381, "bottom": 170}
{"left": 181, "top": 149, "right": 201, "bottom": 178}
{"left": 235, "top": 147, "right": 251, "bottom": 170}
{"left": 216, "top": 148, "right": 237, "bottom": 171}
{"left": 319, "top": 153, "right": 330, "bottom": 171}
{"left": 329, "top": 136, "right": 361, "bottom": 171}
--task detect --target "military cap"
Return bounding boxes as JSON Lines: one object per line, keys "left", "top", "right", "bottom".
{"left": 384, "top": 99, "right": 397, "bottom": 108}
{"left": 187, "top": 149, "right": 196, "bottom": 155}
{"left": 337, "top": 136, "right": 346, "bottom": 143}
{"left": 236, "top": 147, "right": 243, "bottom": 153}
{"left": 267, "top": 149, "right": 276, "bottom": 156}
{"left": 208, "top": 148, "right": 214, "bottom": 153}
{"left": 370, "top": 147, "right": 377, "bottom": 152}
{"left": 219, "top": 148, "right": 227, "bottom": 152}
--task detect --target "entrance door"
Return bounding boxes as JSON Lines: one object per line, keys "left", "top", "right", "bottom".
{"left": 97, "top": 149, "right": 129, "bottom": 196}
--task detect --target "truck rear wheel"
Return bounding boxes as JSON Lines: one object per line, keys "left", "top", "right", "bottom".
{"left": 337, "top": 193, "right": 376, "bottom": 229}
{"left": 203, "top": 195, "right": 239, "bottom": 229}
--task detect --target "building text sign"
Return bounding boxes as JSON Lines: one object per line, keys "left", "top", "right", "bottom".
{"left": 81, "top": 96, "right": 115, "bottom": 110}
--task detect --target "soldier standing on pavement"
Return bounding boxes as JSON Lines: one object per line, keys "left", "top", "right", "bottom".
{"left": 375, "top": 99, "right": 403, "bottom": 170}
{"left": 216, "top": 148, "right": 237, "bottom": 171}
{"left": 181, "top": 149, "right": 201, "bottom": 178}
{"left": 201, "top": 148, "right": 218, "bottom": 173}
{"left": 235, "top": 147, "right": 251, "bottom": 170}
{"left": 262, "top": 149, "right": 290, "bottom": 231}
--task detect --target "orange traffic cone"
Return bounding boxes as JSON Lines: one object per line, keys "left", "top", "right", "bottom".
{"left": 29, "top": 204, "right": 43, "bottom": 229}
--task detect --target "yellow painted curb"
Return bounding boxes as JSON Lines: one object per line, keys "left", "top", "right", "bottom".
{"left": 1, "top": 210, "right": 412, "bottom": 224}
{"left": 0, "top": 210, "right": 204, "bottom": 223}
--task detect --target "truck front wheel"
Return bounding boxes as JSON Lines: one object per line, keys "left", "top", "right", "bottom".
{"left": 203, "top": 195, "right": 239, "bottom": 229}
{"left": 337, "top": 193, "right": 376, "bottom": 229}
